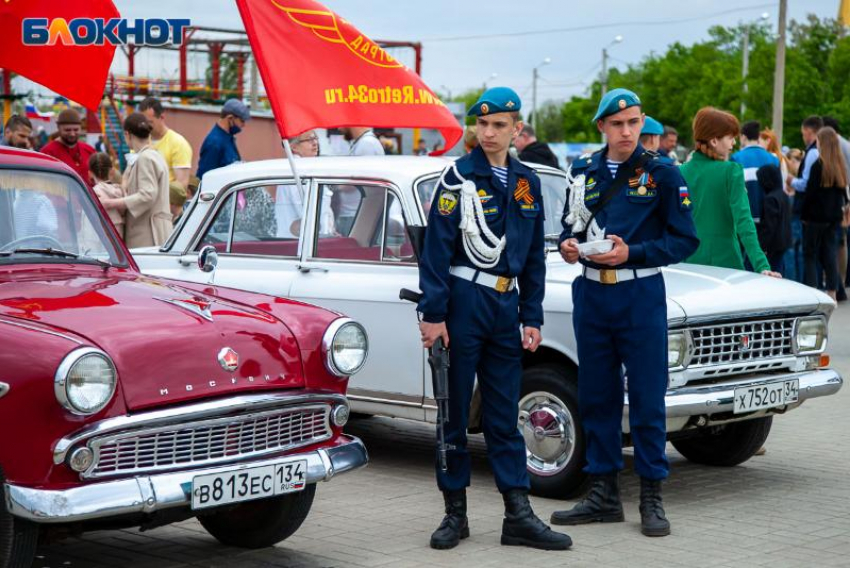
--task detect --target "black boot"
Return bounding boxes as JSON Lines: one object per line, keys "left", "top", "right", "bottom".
{"left": 430, "top": 490, "right": 469, "bottom": 549}
{"left": 639, "top": 478, "right": 670, "bottom": 537}
{"left": 501, "top": 489, "right": 572, "bottom": 550}
{"left": 550, "top": 473, "right": 625, "bottom": 525}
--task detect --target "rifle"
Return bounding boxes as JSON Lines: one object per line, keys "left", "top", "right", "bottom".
{"left": 399, "top": 225, "right": 455, "bottom": 472}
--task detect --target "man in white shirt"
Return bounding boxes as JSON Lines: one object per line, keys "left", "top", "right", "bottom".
{"left": 340, "top": 127, "right": 385, "bottom": 156}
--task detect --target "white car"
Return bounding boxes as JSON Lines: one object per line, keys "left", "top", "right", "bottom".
{"left": 134, "top": 156, "right": 843, "bottom": 498}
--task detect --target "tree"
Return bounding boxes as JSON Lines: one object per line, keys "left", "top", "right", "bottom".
{"left": 534, "top": 101, "right": 566, "bottom": 142}
{"left": 538, "top": 14, "right": 850, "bottom": 148}
{"left": 450, "top": 88, "right": 485, "bottom": 125}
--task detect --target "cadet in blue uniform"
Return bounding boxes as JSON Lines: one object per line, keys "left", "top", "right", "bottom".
{"left": 639, "top": 115, "right": 664, "bottom": 153}
{"left": 418, "top": 87, "right": 571, "bottom": 551}
{"left": 550, "top": 88, "right": 699, "bottom": 537}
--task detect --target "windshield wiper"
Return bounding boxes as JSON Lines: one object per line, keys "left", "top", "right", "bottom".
{"left": 0, "top": 247, "right": 113, "bottom": 268}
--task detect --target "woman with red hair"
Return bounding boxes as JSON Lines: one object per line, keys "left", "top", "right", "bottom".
{"left": 679, "top": 107, "right": 780, "bottom": 277}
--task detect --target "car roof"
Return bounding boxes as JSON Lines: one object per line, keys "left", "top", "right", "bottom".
{"left": 200, "top": 155, "right": 456, "bottom": 192}
{"left": 0, "top": 146, "right": 77, "bottom": 175}
{"left": 199, "top": 155, "right": 565, "bottom": 194}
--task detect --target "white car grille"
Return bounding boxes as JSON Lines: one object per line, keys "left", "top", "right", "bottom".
{"left": 690, "top": 317, "right": 795, "bottom": 367}
{"left": 84, "top": 404, "right": 331, "bottom": 479}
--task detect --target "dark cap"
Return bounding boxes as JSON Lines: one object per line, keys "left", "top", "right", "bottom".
{"left": 221, "top": 99, "right": 250, "bottom": 122}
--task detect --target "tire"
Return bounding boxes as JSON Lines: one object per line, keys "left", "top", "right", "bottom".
{"left": 199, "top": 484, "right": 316, "bottom": 549}
{"left": 0, "top": 469, "right": 39, "bottom": 568}
{"left": 520, "top": 364, "right": 588, "bottom": 499}
{"left": 671, "top": 416, "right": 773, "bottom": 467}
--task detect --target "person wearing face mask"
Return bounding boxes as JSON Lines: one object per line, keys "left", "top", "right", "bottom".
{"left": 41, "top": 108, "right": 97, "bottom": 187}
{"left": 196, "top": 98, "right": 250, "bottom": 180}
{"left": 678, "top": 107, "right": 781, "bottom": 278}
{"left": 101, "top": 113, "right": 172, "bottom": 248}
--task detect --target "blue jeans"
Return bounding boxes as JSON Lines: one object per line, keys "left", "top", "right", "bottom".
{"left": 784, "top": 217, "right": 804, "bottom": 283}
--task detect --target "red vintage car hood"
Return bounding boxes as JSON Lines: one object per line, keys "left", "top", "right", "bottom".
{"left": 0, "top": 267, "right": 305, "bottom": 410}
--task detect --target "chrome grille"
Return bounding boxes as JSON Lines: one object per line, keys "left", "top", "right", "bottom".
{"left": 86, "top": 404, "right": 331, "bottom": 479}
{"left": 690, "top": 317, "right": 795, "bottom": 367}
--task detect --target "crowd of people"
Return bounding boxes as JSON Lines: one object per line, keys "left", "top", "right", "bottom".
{"left": 3, "top": 96, "right": 848, "bottom": 301}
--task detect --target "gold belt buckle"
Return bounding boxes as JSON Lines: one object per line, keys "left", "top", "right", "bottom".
{"left": 495, "top": 276, "right": 512, "bottom": 293}
{"left": 599, "top": 269, "right": 618, "bottom": 285}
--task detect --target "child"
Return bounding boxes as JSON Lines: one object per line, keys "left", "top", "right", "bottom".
{"left": 88, "top": 152, "right": 125, "bottom": 236}
{"left": 756, "top": 163, "right": 792, "bottom": 274}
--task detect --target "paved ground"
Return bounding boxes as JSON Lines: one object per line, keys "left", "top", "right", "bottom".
{"left": 35, "top": 307, "right": 850, "bottom": 568}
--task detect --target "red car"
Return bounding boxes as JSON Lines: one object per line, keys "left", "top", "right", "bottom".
{"left": 0, "top": 147, "right": 368, "bottom": 568}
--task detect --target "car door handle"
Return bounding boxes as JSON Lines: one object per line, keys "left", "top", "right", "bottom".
{"left": 297, "top": 264, "right": 329, "bottom": 273}
{"left": 178, "top": 254, "right": 197, "bottom": 267}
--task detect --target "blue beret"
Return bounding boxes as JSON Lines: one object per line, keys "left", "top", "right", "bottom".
{"left": 592, "top": 88, "right": 641, "bottom": 122}
{"left": 641, "top": 116, "right": 664, "bottom": 136}
{"left": 467, "top": 87, "right": 522, "bottom": 117}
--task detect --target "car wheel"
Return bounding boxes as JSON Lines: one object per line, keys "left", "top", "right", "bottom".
{"left": 0, "top": 470, "right": 39, "bottom": 568}
{"left": 198, "top": 484, "right": 316, "bottom": 549}
{"left": 520, "top": 364, "right": 587, "bottom": 499}
{"left": 671, "top": 416, "right": 773, "bottom": 467}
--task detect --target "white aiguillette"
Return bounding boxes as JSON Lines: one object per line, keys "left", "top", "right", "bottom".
{"left": 577, "top": 239, "right": 614, "bottom": 258}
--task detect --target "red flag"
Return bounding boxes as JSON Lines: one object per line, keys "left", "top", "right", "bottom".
{"left": 236, "top": 0, "right": 462, "bottom": 154}
{"left": 0, "top": 0, "right": 119, "bottom": 110}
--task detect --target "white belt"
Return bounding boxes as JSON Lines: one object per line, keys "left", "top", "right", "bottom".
{"left": 582, "top": 266, "right": 660, "bottom": 285}
{"left": 450, "top": 266, "right": 516, "bottom": 293}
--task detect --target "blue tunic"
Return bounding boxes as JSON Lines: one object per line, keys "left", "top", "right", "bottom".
{"left": 419, "top": 145, "right": 546, "bottom": 328}
{"left": 559, "top": 144, "right": 699, "bottom": 268}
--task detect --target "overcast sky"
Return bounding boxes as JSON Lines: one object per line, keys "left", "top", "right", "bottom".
{"left": 20, "top": 1, "right": 845, "bottom": 105}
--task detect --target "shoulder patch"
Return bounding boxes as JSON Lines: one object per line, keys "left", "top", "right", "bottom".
{"left": 437, "top": 190, "right": 459, "bottom": 216}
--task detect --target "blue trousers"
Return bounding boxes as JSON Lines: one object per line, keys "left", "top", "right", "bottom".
{"left": 438, "top": 277, "right": 530, "bottom": 493}
{"left": 572, "top": 273, "right": 669, "bottom": 480}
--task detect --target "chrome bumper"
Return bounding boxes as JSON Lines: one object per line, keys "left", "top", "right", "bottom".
{"left": 655, "top": 368, "right": 843, "bottom": 418}
{"left": 5, "top": 435, "right": 368, "bottom": 524}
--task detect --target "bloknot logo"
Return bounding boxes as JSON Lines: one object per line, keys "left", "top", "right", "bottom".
{"left": 22, "top": 18, "right": 191, "bottom": 46}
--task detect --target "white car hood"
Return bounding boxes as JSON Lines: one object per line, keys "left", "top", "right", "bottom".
{"left": 544, "top": 258, "right": 831, "bottom": 323}
{"left": 661, "top": 263, "right": 830, "bottom": 321}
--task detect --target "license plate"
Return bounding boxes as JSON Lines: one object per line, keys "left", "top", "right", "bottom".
{"left": 191, "top": 459, "right": 307, "bottom": 510}
{"left": 733, "top": 379, "right": 799, "bottom": 414}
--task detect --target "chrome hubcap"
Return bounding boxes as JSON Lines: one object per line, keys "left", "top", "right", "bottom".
{"left": 518, "top": 390, "right": 576, "bottom": 477}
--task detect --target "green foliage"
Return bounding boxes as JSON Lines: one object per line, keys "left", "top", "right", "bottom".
{"left": 555, "top": 14, "right": 849, "bottom": 148}
{"left": 450, "top": 88, "right": 485, "bottom": 125}
{"left": 205, "top": 53, "right": 242, "bottom": 100}
{"left": 535, "top": 101, "right": 567, "bottom": 142}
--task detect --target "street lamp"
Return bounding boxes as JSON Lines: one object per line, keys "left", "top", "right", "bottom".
{"left": 741, "top": 12, "right": 771, "bottom": 118}
{"left": 531, "top": 58, "right": 551, "bottom": 133}
{"left": 439, "top": 84, "right": 452, "bottom": 101}
{"left": 482, "top": 72, "right": 498, "bottom": 90}
{"left": 601, "top": 35, "right": 623, "bottom": 98}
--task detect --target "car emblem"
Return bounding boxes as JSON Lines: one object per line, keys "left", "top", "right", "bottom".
{"left": 218, "top": 348, "right": 239, "bottom": 372}
{"left": 738, "top": 335, "right": 751, "bottom": 352}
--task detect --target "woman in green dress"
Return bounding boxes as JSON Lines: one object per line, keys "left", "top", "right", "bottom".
{"left": 679, "top": 107, "right": 781, "bottom": 277}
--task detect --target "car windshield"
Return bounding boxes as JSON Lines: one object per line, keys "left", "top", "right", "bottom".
{"left": 0, "top": 168, "right": 128, "bottom": 266}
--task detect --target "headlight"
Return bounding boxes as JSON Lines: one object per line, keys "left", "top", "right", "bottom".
{"left": 54, "top": 348, "right": 117, "bottom": 415}
{"left": 668, "top": 331, "right": 689, "bottom": 370}
{"left": 322, "top": 319, "right": 368, "bottom": 377}
{"left": 794, "top": 316, "right": 827, "bottom": 354}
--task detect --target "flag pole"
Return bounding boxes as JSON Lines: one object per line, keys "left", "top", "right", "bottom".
{"left": 281, "top": 137, "right": 309, "bottom": 257}
{"left": 281, "top": 138, "right": 305, "bottom": 195}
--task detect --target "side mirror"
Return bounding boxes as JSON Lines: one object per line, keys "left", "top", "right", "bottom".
{"left": 198, "top": 245, "right": 219, "bottom": 273}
